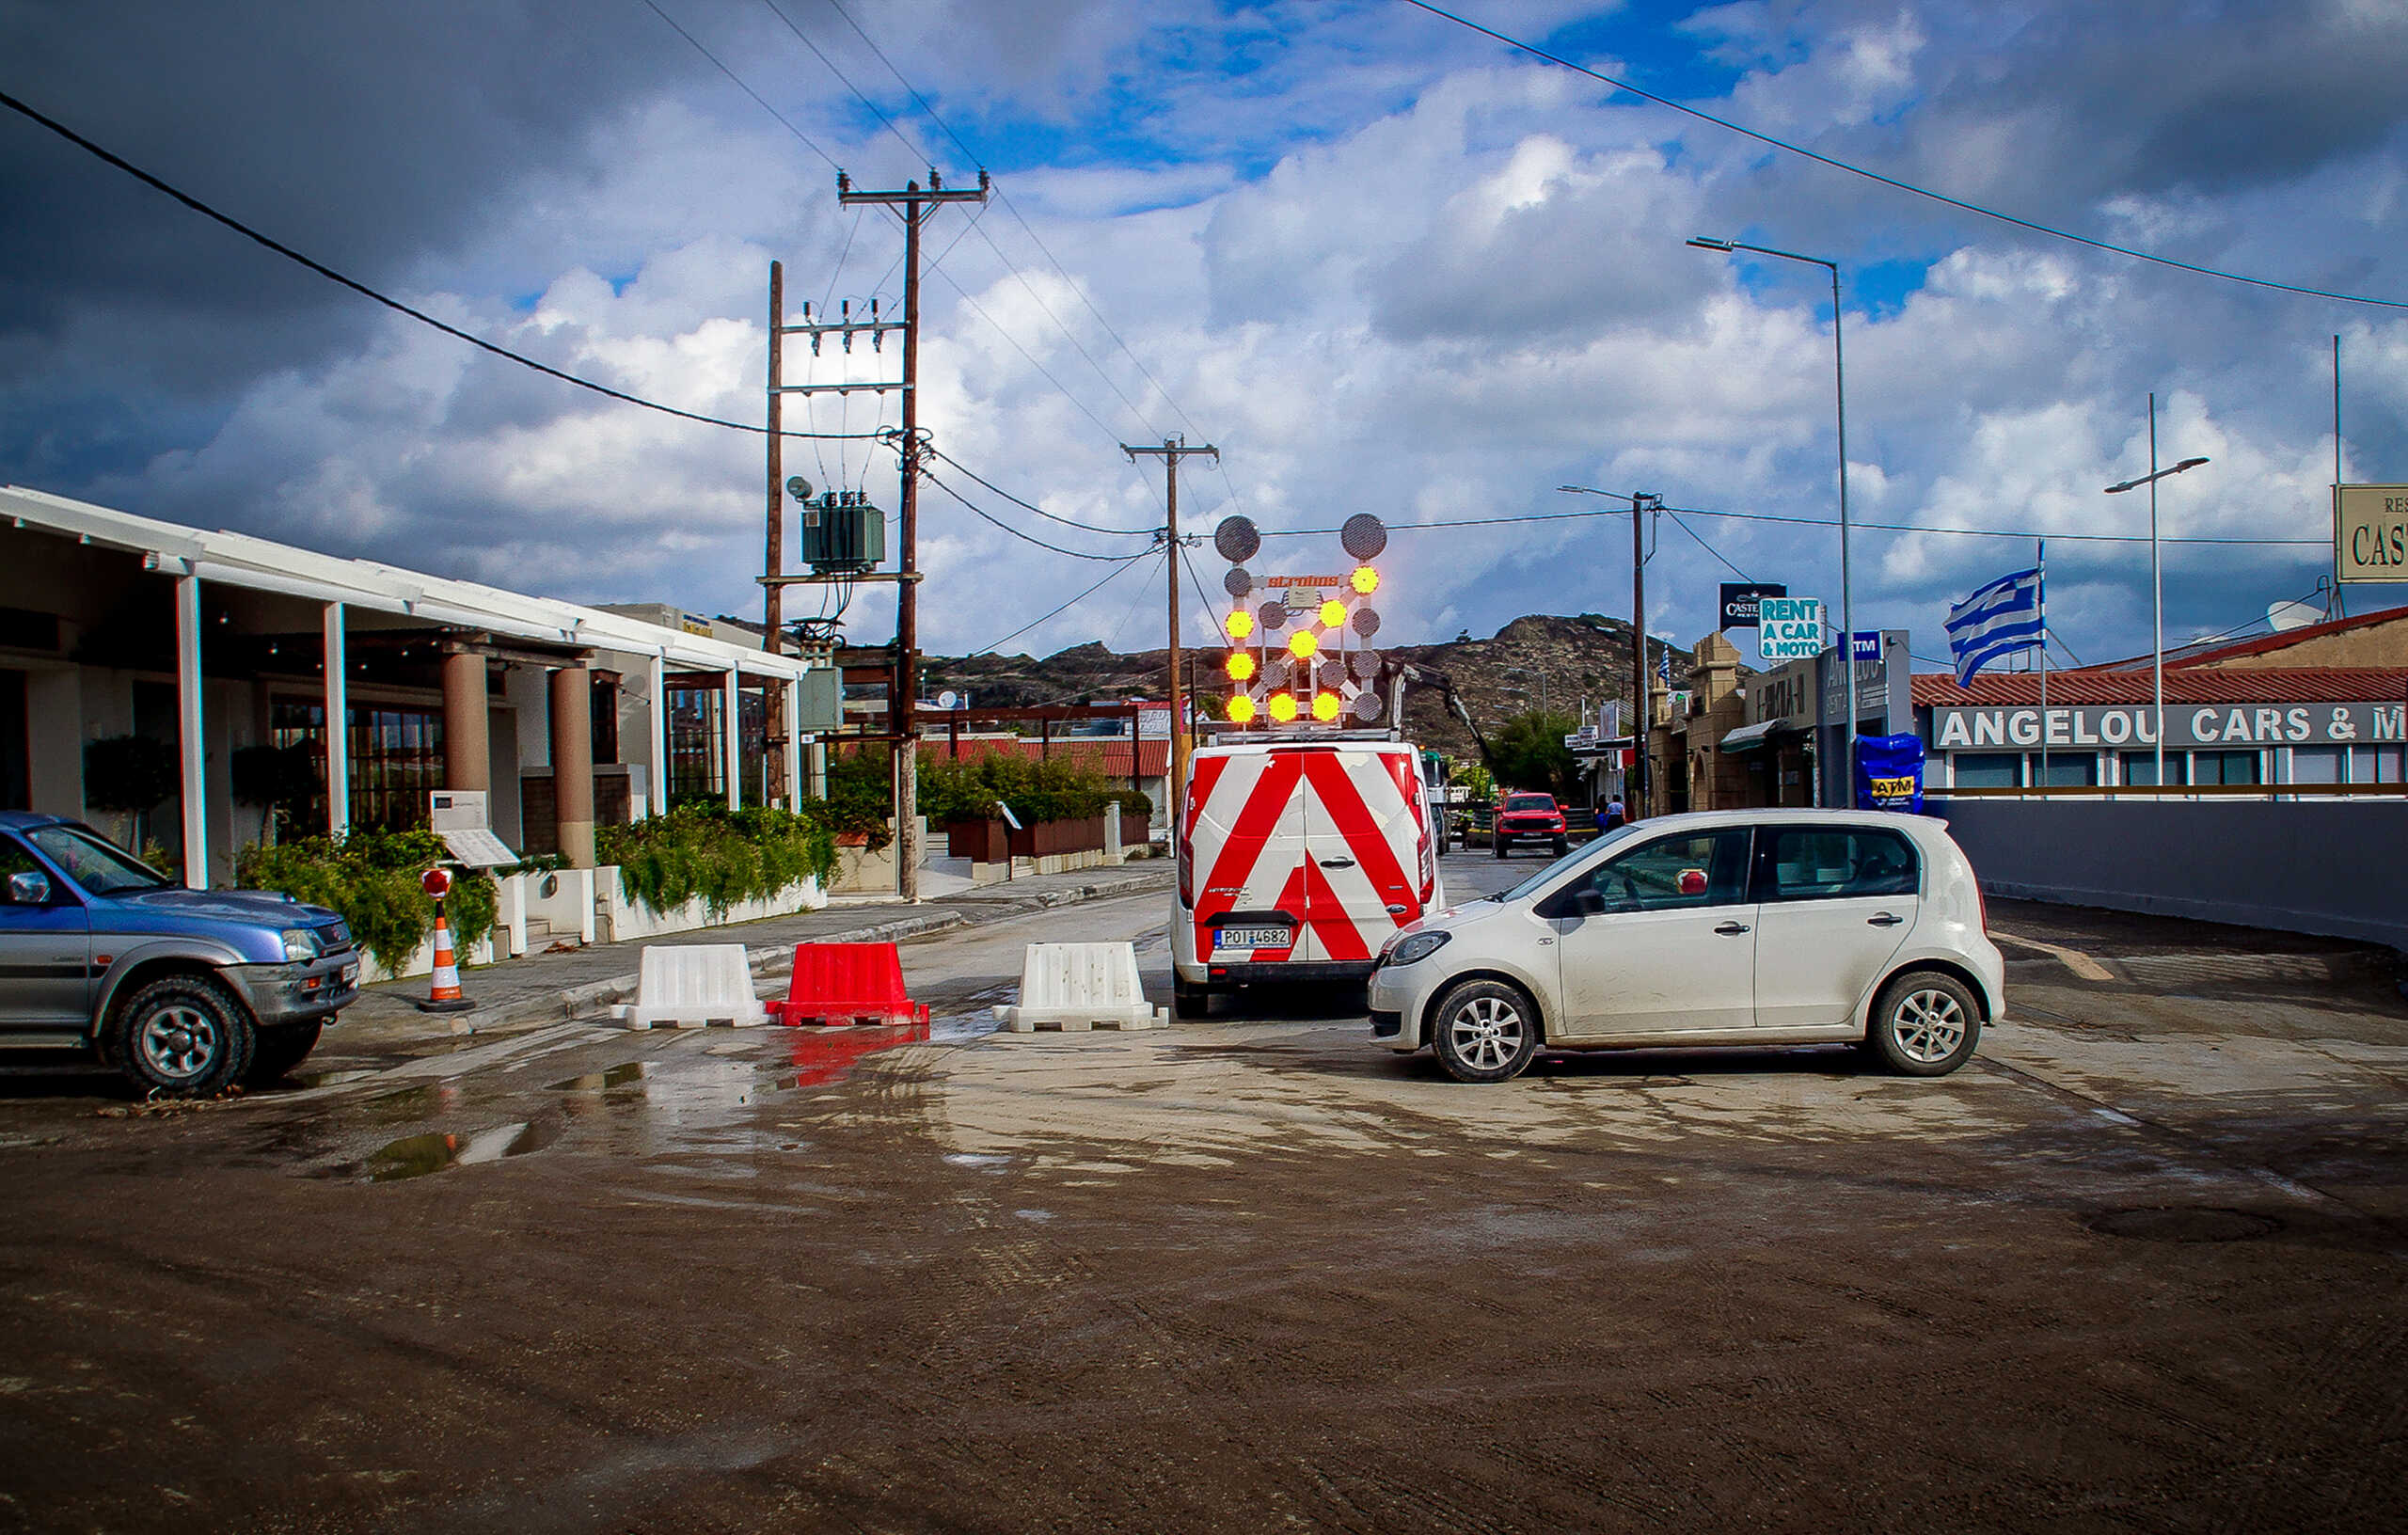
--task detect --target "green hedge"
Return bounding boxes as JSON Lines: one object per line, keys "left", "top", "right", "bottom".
{"left": 597, "top": 802, "right": 837, "bottom": 918}
{"left": 917, "top": 750, "right": 1150, "bottom": 827}
{"left": 236, "top": 828, "right": 498, "bottom": 976}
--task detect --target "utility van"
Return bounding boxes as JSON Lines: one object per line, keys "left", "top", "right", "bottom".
{"left": 1173, "top": 739, "right": 1442, "bottom": 1017}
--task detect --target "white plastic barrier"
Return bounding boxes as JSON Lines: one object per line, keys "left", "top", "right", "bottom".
{"left": 610, "top": 944, "right": 768, "bottom": 1030}
{"left": 993, "top": 942, "right": 1169, "bottom": 1032}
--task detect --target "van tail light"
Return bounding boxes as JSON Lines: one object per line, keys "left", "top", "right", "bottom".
{"left": 1178, "top": 837, "right": 1194, "bottom": 908}
{"left": 1416, "top": 824, "right": 1435, "bottom": 906}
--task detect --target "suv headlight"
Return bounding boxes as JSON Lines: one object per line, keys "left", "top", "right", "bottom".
{"left": 280, "top": 927, "right": 324, "bottom": 963}
{"left": 1386, "top": 930, "right": 1451, "bottom": 968}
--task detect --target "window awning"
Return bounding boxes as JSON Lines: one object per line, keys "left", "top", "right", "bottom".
{"left": 1719, "top": 720, "right": 1798, "bottom": 754}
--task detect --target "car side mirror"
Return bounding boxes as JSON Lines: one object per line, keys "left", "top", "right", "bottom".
{"left": 1564, "top": 886, "right": 1608, "bottom": 917}
{"left": 8, "top": 871, "right": 51, "bottom": 906}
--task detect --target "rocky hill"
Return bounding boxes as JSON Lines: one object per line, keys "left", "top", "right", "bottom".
{"left": 913, "top": 614, "right": 1703, "bottom": 765}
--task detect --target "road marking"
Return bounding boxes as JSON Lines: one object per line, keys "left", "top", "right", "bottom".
{"left": 1990, "top": 931, "right": 2115, "bottom": 982}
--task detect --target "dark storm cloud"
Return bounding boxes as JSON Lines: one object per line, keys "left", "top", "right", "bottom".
{"left": 1742, "top": 0, "right": 2408, "bottom": 228}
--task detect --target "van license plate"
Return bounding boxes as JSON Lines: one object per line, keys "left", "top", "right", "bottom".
{"left": 1213, "top": 926, "right": 1290, "bottom": 952}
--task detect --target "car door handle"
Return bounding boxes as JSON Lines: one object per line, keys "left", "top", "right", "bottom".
{"left": 1715, "top": 922, "right": 1751, "bottom": 936}
{"left": 1319, "top": 858, "right": 1355, "bottom": 869}
{"left": 1866, "top": 912, "right": 1904, "bottom": 927}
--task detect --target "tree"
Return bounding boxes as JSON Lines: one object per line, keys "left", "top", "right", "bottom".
{"left": 1486, "top": 709, "right": 1579, "bottom": 800}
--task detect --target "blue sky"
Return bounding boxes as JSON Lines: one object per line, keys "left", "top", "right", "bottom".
{"left": 5, "top": 0, "right": 2405, "bottom": 672}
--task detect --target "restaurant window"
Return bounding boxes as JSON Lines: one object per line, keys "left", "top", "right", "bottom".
{"left": 666, "top": 684, "right": 724, "bottom": 803}
{"left": 2121, "top": 751, "right": 2186, "bottom": 786}
{"left": 1952, "top": 752, "right": 2020, "bottom": 789}
{"left": 271, "top": 699, "right": 445, "bottom": 831}
{"left": 2194, "top": 750, "right": 2261, "bottom": 786}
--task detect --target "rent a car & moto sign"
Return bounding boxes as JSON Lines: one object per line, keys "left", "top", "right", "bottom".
{"left": 1758, "top": 597, "right": 1825, "bottom": 661}
{"left": 1932, "top": 702, "right": 2408, "bottom": 750}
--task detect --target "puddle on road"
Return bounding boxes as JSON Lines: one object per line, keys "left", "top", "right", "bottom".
{"left": 784, "top": 1022, "right": 932, "bottom": 1087}
{"left": 359, "top": 1118, "right": 559, "bottom": 1182}
{"left": 550, "top": 1061, "right": 656, "bottom": 1093}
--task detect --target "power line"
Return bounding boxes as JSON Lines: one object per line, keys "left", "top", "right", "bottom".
{"left": 817, "top": 0, "right": 1196, "bottom": 440}
{"left": 968, "top": 547, "right": 1156, "bottom": 657}
{"left": 0, "top": 86, "right": 881, "bottom": 442}
{"left": 1257, "top": 500, "right": 2328, "bottom": 547}
{"left": 640, "top": 0, "right": 842, "bottom": 172}
{"left": 924, "top": 264, "right": 1130, "bottom": 449}
{"left": 1400, "top": 0, "right": 2408, "bottom": 312}
{"left": 755, "top": 0, "right": 932, "bottom": 170}
{"left": 925, "top": 449, "right": 1155, "bottom": 536}
{"left": 920, "top": 469, "right": 1153, "bottom": 560}
{"left": 1664, "top": 508, "right": 1753, "bottom": 580}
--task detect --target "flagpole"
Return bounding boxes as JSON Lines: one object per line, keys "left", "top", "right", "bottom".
{"left": 2036, "top": 538, "right": 2048, "bottom": 797}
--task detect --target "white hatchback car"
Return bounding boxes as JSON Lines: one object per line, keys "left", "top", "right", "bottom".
{"left": 1367, "top": 809, "right": 2004, "bottom": 1083}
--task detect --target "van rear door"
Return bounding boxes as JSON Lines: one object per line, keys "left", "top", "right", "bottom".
{"left": 1291, "top": 747, "right": 1431, "bottom": 963}
{"left": 1186, "top": 751, "right": 1310, "bottom": 964}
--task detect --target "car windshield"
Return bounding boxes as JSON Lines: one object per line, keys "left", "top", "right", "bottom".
{"left": 1505, "top": 796, "right": 1554, "bottom": 812}
{"left": 26, "top": 825, "right": 174, "bottom": 895}
{"left": 1490, "top": 822, "right": 1641, "bottom": 901}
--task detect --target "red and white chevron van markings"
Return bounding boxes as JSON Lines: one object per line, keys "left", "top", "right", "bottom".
{"left": 1184, "top": 746, "right": 1427, "bottom": 964}
{"left": 1297, "top": 752, "right": 1417, "bottom": 919}
{"left": 1271, "top": 857, "right": 1372, "bottom": 961}
{"left": 1192, "top": 752, "right": 1305, "bottom": 956}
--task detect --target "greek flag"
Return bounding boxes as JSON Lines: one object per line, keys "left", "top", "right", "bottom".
{"left": 1945, "top": 565, "right": 2044, "bottom": 686}
{"left": 1656, "top": 648, "right": 1671, "bottom": 684}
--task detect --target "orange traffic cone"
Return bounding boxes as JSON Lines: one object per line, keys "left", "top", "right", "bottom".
{"left": 416, "top": 898, "right": 476, "bottom": 1014}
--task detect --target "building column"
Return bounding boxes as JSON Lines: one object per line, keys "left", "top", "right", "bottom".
{"left": 784, "top": 676, "right": 802, "bottom": 810}
{"left": 323, "top": 603, "right": 350, "bottom": 838}
{"left": 648, "top": 654, "right": 668, "bottom": 815}
{"left": 721, "top": 668, "right": 740, "bottom": 811}
{"left": 548, "top": 664, "right": 595, "bottom": 868}
{"left": 441, "top": 648, "right": 491, "bottom": 795}
{"left": 175, "top": 575, "right": 208, "bottom": 889}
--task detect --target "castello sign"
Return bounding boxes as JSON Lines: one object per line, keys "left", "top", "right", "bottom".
{"left": 2336, "top": 484, "right": 2408, "bottom": 585}
{"left": 1932, "top": 703, "right": 2407, "bottom": 751}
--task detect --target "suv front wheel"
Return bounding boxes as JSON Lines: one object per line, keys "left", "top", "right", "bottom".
{"left": 108, "top": 974, "right": 257, "bottom": 1098}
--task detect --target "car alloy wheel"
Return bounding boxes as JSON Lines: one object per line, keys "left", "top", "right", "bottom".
{"left": 1867, "top": 970, "right": 1980, "bottom": 1077}
{"left": 139, "top": 1003, "right": 222, "bottom": 1084}
{"left": 1890, "top": 987, "right": 1966, "bottom": 1063}
{"left": 1431, "top": 978, "right": 1541, "bottom": 1083}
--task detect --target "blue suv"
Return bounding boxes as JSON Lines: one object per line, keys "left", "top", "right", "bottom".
{"left": 0, "top": 812, "right": 358, "bottom": 1096}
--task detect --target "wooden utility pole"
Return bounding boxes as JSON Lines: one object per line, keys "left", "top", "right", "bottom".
{"left": 1631, "top": 493, "right": 1658, "bottom": 819}
{"left": 839, "top": 169, "right": 988, "bottom": 900}
{"left": 762, "top": 261, "right": 785, "bottom": 802}
{"left": 1121, "top": 436, "right": 1217, "bottom": 810}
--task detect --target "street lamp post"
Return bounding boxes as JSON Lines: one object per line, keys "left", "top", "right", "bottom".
{"left": 1688, "top": 236, "right": 1855, "bottom": 802}
{"left": 2104, "top": 398, "right": 2209, "bottom": 794}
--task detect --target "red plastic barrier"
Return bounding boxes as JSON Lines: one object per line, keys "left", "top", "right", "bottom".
{"left": 766, "top": 942, "right": 931, "bottom": 1028}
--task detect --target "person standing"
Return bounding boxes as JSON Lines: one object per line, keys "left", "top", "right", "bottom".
{"left": 1603, "top": 797, "right": 1625, "bottom": 832}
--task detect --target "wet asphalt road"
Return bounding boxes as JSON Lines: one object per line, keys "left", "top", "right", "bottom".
{"left": 3, "top": 849, "right": 2406, "bottom": 1532}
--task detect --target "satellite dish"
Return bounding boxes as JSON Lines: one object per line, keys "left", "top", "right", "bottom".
{"left": 2266, "top": 599, "right": 2322, "bottom": 632}
{"left": 784, "top": 475, "right": 815, "bottom": 502}
{"left": 934, "top": 689, "right": 960, "bottom": 710}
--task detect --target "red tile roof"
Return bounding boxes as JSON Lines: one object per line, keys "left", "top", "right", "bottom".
{"left": 2079, "top": 602, "right": 2408, "bottom": 671}
{"left": 1912, "top": 667, "right": 2408, "bottom": 707}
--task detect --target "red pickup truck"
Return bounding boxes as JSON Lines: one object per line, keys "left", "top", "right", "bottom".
{"left": 1492, "top": 792, "right": 1569, "bottom": 859}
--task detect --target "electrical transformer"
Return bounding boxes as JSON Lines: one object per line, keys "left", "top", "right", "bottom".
{"left": 800, "top": 490, "right": 886, "bottom": 575}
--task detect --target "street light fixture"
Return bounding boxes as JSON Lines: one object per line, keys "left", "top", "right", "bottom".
{"left": 2103, "top": 396, "right": 2210, "bottom": 793}
{"left": 1688, "top": 235, "right": 1856, "bottom": 802}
